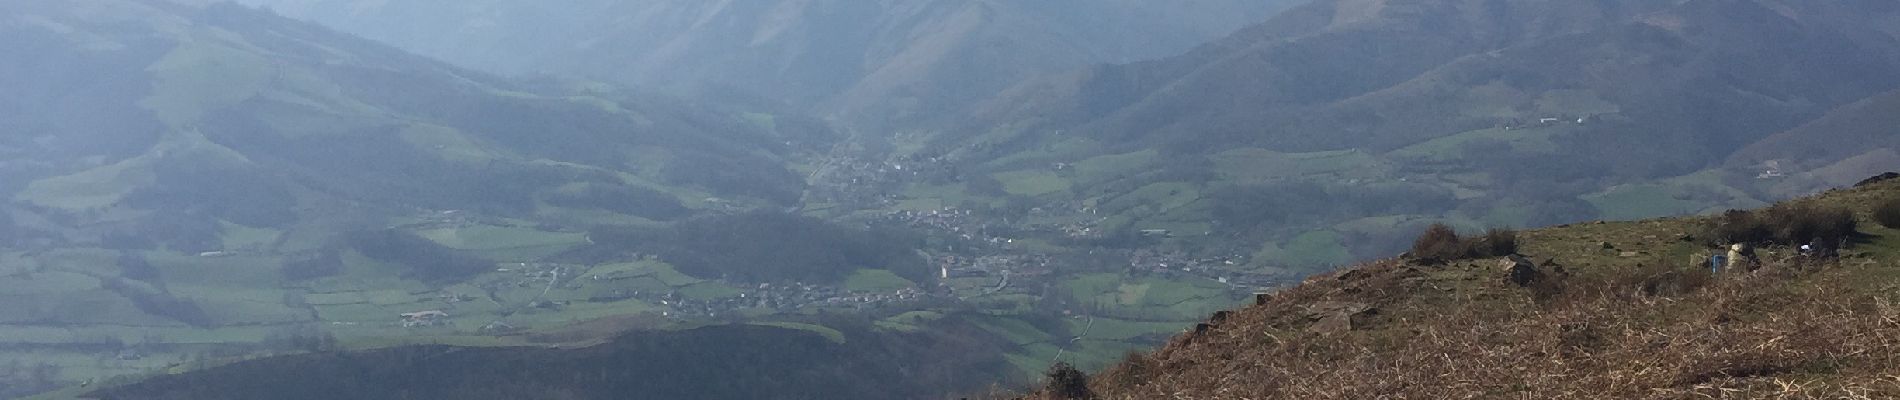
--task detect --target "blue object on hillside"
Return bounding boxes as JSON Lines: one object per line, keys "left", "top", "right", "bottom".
{"left": 1710, "top": 255, "right": 1726, "bottom": 274}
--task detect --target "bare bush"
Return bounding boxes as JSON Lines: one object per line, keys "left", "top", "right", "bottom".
{"left": 1043, "top": 362, "right": 1095, "bottom": 400}
{"left": 1875, "top": 196, "right": 1900, "bottom": 229}
{"left": 1704, "top": 203, "right": 1855, "bottom": 245}
{"left": 1409, "top": 224, "right": 1518, "bottom": 263}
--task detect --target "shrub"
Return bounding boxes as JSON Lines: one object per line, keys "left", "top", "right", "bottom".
{"left": 1477, "top": 228, "right": 1519, "bottom": 258}
{"left": 1875, "top": 196, "right": 1900, "bottom": 229}
{"left": 1410, "top": 224, "right": 1465, "bottom": 263}
{"left": 1410, "top": 224, "right": 1518, "bottom": 263}
{"left": 1704, "top": 203, "right": 1856, "bottom": 246}
{"left": 1044, "top": 362, "right": 1095, "bottom": 400}
{"left": 1763, "top": 203, "right": 1855, "bottom": 245}
{"left": 1704, "top": 209, "right": 1768, "bottom": 245}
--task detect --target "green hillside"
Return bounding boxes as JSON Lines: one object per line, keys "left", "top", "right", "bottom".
{"left": 0, "top": 2, "right": 828, "bottom": 397}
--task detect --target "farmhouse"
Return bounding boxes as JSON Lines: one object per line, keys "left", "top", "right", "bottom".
{"left": 399, "top": 310, "right": 450, "bottom": 327}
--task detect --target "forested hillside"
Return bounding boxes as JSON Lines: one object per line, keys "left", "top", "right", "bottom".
{"left": 892, "top": 0, "right": 1900, "bottom": 274}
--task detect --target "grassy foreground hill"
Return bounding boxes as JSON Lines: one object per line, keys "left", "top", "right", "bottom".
{"left": 1020, "top": 176, "right": 1900, "bottom": 399}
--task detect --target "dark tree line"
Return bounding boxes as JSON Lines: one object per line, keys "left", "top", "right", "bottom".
{"left": 662, "top": 149, "right": 806, "bottom": 206}
{"left": 1210, "top": 181, "right": 1459, "bottom": 236}
{"left": 345, "top": 229, "right": 494, "bottom": 283}
{"left": 542, "top": 184, "right": 691, "bottom": 221}
{"left": 101, "top": 277, "right": 212, "bottom": 328}
{"left": 99, "top": 212, "right": 224, "bottom": 254}
{"left": 91, "top": 321, "right": 1015, "bottom": 400}
{"left": 281, "top": 248, "right": 344, "bottom": 282}
{"left": 118, "top": 251, "right": 160, "bottom": 282}
{"left": 122, "top": 158, "right": 299, "bottom": 228}
{"left": 587, "top": 211, "right": 931, "bottom": 284}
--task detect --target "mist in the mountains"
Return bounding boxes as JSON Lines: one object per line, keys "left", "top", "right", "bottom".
{"left": 229, "top": 0, "right": 1298, "bottom": 128}
{"left": 6, "top": 0, "right": 1900, "bottom": 399}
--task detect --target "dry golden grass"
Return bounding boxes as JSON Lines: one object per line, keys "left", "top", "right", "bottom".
{"left": 1020, "top": 180, "right": 1900, "bottom": 400}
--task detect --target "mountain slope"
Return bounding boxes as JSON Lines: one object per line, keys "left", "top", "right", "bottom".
{"left": 1729, "top": 88, "right": 1900, "bottom": 190}
{"left": 1, "top": 0, "right": 812, "bottom": 241}
{"left": 969, "top": 0, "right": 1900, "bottom": 172}
{"left": 229, "top": 0, "right": 1299, "bottom": 129}
{"left": 0, "top": 2, "right": 834, "bottom": 396}
{"left": 1023, "top": 177, "right": 1900, "bottom": 399}
{"left": 860, "top": 0, "right": 1900, "bottom": 274}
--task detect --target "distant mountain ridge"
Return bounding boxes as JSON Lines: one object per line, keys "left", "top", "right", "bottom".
{"left": 229, "top": 0, "right": 1299, "bottom": 130}
{"left": 1, "top": 0, "right": 815, "bottom": 241}
{"left": 970, "top": 0, "right": 1900, "bottom": 165}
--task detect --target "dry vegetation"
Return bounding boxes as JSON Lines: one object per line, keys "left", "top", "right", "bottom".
{"left": 1875, "top": 196, "right": 1900, "bottom": 229}
{"left": 1019, "top": 179, "right": 1900, "bottom": 399}
{"left": 1409, "top": 224, "right": 1518, "bottom": 264}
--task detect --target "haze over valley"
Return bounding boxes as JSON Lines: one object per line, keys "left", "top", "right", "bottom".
{"left": 3, "top": 0, "right": 1899, "bottom": 399}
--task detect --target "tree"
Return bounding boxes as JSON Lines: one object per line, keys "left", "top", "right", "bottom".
{"left": 1044, "top": 362, "right": 1095, "bottom": 400}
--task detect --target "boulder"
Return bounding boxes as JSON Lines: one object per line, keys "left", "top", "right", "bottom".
{"left": 1309, "top": 314, "right": 1353, "bottom": 334}
{"left": 1304, "top": 301, "right": 1375, "bottom": 335}
{"left": 1209, "top": 310, "right": 1233, "bottom": 324}
{"left": 1499, "top": 256, "right": 1545, "bottom": 287}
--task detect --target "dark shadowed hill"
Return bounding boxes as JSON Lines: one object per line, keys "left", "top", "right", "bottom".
{"left": 87, "top": 321, "right": 1015, "bottom": 400}
{"left": 1016, "top": 177, "right": 1900, "bottom": 399}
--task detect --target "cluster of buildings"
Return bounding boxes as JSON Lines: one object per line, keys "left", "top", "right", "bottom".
{"left": 1126, "top": 249, "right": 1277, "bottom": 289}
{"left": 933, "top": 253, "right": 1053, "bottom": 280}
{"left": 1500, "top": 114, "right": 1593, "bottom": 130}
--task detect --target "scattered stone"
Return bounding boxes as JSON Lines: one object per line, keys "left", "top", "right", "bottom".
{"left": 1209, "top": 311, "right": 1233, "bottom": 324}
{"left": 1399, "top": 267, "right": 1424, "bottom": 278}
{"left": 1303, "top": 301, "right": 1374, "bottom": 319}
{"left": 1309, "top": 314, "right": 1353, "bottom": 334}
{"left": 1253, "top": 292, "right": 1273, "bottom": 306}
{"left": 1599, "top": 241, "right": 1615, "bottom": 249}
{"left": 1619, "top": 251, "right": 1639, "bottom": 257}
{"left": 1336, "top": 269, "right": 1369, "bottom": 281}
{"left": 1500, "top": 256, "right": 1545, "bottom": 287}
{"left": 1303, "top": 303, "right": 1374, "bottom": 334}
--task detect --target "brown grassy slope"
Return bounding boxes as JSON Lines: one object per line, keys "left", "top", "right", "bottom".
{"left": 1030, "top": 179, "right": 1900, "bottom": 399}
